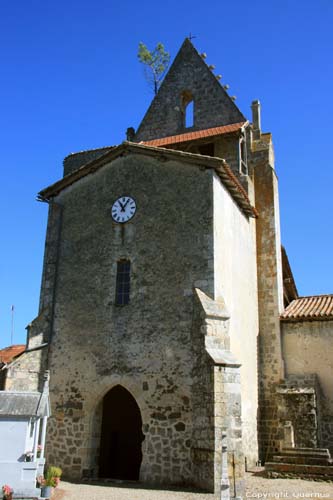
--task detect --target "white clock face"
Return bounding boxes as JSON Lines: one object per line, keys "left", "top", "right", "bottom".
{"left": 111, "top": 196, "right": 136, "bottom": 223}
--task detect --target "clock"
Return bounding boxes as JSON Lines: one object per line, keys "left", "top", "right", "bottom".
{"left": 111, "top": 196, "right": 136, "bottom": 223}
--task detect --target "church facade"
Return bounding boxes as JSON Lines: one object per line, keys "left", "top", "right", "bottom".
{"left": 4, "top": 39, "right": 333, "bottom": 495}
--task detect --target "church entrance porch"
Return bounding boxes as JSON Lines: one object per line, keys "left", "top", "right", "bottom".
{"left": 98, "top": 385, "right": 144, "bottom": 480}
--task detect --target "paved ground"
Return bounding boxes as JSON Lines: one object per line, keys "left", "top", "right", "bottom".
{"left": 53, "top": 472, "right": 333, "bottom": 500}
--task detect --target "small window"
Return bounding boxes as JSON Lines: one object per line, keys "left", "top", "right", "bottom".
{"left": 115, "top": 260, "right": 131, "bottom": 305}
{"left": 181, "top": 90, "right": 194, "bottom": 128}
{"left": 185, "top": 100, "right": 194, "bottom": 128}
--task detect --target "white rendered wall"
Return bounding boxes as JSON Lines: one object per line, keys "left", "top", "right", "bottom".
{"left": 213, "top": 173, "right": 259, "bottom": 463}
{"left": 0, "top": 418, "right": 28, "bottom": 461}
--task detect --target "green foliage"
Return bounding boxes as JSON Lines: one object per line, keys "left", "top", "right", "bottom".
{"left": 138, "top": 42, "right": 170, "bottom": 95}
{"left": 43, "top": 465, "right": 62, "bottom": 487}
{"left": 47, "top": 466, "right": 62, "bottom": 478}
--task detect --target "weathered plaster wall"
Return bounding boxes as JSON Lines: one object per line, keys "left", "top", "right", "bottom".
{"left": 46, "top": 152, "right": 219, "bottom": 489}
{"left": 213, "top": 173, "right": 259, "bottom": 464}
{"left": 281, "top": 320, "right": 333, "bottom": 451}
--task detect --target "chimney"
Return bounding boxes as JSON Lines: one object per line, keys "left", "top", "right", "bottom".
{"left": 251, "top": 100, "right": 261, "bottom": 140}
{"left": 126, "top": 127, "right": 135, "bottom": 142}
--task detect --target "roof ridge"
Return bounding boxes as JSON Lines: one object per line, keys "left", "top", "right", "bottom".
{"left": 63, "top": 145, "right": 116, "bottom": 160}
{"left": 295, "top": 293, "right": 333, "bottom": 299}
{"left": 142, "top": 122, "right": 247, "bottom": 147}
{"left": 38, "top": 141, "right": 257, "bottom": 218}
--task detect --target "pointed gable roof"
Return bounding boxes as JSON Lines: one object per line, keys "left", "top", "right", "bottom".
{"left": 135, "top": 38, "right": 246, "bottom": 142}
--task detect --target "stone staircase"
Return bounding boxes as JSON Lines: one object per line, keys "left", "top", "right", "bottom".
{"left": 265, "top": 448, "right": 333, "bottom": 481}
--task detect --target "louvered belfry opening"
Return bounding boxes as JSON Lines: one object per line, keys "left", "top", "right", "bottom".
{"left": 98, "top": 385, "right": 144, "bottom": 480}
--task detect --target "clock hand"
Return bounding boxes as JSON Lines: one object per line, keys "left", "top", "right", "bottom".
{"left": 118, "top": 200, "right": 125, "bottom": 212}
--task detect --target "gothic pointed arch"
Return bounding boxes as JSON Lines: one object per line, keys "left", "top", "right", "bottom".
{"left": 98, "top": 385, "right": 144, "bottom": 480}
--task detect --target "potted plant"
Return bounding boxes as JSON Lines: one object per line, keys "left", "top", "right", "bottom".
{"left": 38, "top": 466, "right": 62, "bottom": 499}
{"left": 24, "top": 450, "right": 33, "bottom": 462}
{"left": 2, "top": 485, "right": 13, "bottom": 500}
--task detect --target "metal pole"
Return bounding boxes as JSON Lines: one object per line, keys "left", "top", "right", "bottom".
{"left": 11, "top": 305, "right": 14, "bottom": 344}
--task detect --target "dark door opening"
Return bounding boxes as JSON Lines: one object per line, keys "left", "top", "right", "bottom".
{"left": 98, "top": 385, "right": 144, "bottom": 480}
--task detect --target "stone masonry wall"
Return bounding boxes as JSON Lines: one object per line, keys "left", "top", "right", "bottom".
{"left": 63, "top": 147, "right": 113, "bottom": 177}
{"left": 215, "top": 134, "right": 249, "bottom": 191}
{"left": 38, "top": 201, "right": 62, "bottom": 328}
{"left": 277, "top": 377, "right": 319, "bottom": 449}
{"left": 135, "top": 39, "right": 245, "bottom": 142}
{"left": 282, "top": 320, "right": 333, "bottom": 453}
{"left": 253, "top": 135, "right": 285, "bottom": 462}
{"left": 45, "top": 151, "right": 219, "bottom": 489}
{"left": 191, "top": 288, "right": 244, "bottom": 496}
{"left": 5, "top": 347, "right": 47, "bottom": 392}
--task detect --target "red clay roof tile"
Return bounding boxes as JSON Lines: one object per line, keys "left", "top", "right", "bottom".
{"left": 0, "top": 344, "right": 25, "bottom": 364}
{"left": 281, "top": 295, "right": 333, "bottom": 321}
{"left": 142, "top": 122, "right": 246, "bottom": 147}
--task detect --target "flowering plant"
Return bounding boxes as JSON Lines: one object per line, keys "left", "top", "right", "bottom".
{"left": 2, "top": 485, "right": 13, "bottom": 500}
{"left": 37, "top": 466, "right": 62, "bottom": 488}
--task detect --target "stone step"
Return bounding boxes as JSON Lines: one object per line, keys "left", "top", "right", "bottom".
{"left": 282, "top": 447, "right": 331, "bottom": 457}
{"left": 272, "top": 455, "right": 332, "bottom": 466}
{"left": 265, "top": 462, "right": 333, "bottom": 478}
{"left": 283, "top": 447, "right": 330, "bottom": 453}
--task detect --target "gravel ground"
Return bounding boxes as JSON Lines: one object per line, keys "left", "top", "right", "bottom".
{"left": 52, "top": 472, "right": 333, "bottom": 500}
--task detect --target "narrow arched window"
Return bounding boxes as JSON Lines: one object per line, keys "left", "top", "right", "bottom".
{"left": 181, "top": 90, "right": 194, "bottom": 128}
{"left": 115, "top": 260, "right": 131, "bottom": 305}
{"left": 185, "top": 100, "right": 194, "bottom": 128}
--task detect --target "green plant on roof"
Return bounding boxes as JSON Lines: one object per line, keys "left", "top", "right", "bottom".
{"left": 138, "top": 42, "right": 170, "bottom": 95}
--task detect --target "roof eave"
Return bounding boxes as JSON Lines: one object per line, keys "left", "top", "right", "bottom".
{"left": 142, "top": 121, "right": 249, "bottom": 147}
{"left": 281, "top": 315, "right": 333, "bottom": 322}
{"left": 38, "top": 141, "right": 257, "bottom": 218}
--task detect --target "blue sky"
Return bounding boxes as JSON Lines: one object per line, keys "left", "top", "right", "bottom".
{"left": 1, "top": 0, "right": 332, "bottom": 348}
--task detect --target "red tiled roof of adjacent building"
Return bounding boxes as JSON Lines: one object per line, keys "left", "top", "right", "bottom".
{"left": 142, "top": 122, "right": 247, "bottom": 147}
{"left": 281, "top": 294, "right": 333, "bottom": 321}
{"left": 0, "top": 344, "right": 25, "bottom": 364}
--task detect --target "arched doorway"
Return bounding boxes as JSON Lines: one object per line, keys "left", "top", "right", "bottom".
{"left": 98, "top": 385, "right": 144, "bottom": 480}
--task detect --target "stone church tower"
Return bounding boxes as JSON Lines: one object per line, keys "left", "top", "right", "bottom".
{"left": 5, "top": 38, "right": 333, "bottom": 495}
